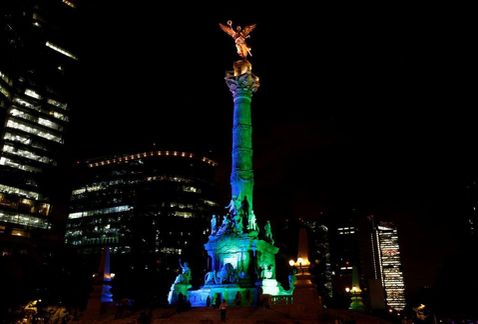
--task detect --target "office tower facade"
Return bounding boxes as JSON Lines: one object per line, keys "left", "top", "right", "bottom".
{"left": 0, "top": 0, "right": 78, "bottom": 245}
{"left": 330, "top": 220, "right": 362, "bottom": 307}
{"left": 65, "top": 149, "right": 219, "bottom": 287}
{"left": 371, "top": 221, "right": 406, "bottom": 311}
{"left": 300, "top": 218, "right": 333, "bottom": 301}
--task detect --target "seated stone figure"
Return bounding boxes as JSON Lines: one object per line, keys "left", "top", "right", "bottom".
{"left": 216, "top": 263, "right": 236, "bottom": 284}
{"left": 174, "top": 259, "right": 191, "bottom": 285}
{"left": 204, "top": 270, "right": 216, "bottom": 285}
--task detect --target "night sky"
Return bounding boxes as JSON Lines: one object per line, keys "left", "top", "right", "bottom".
{"left": 67, "top": 2, "right": 475, "bottom": 300}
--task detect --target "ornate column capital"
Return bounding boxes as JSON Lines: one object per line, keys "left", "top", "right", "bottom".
{"left": 225, "top": 72, "right": 260, "bottom": 99}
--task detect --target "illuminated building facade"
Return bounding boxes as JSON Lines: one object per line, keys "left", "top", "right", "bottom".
{"left": 300, "top": 219, "right": 333, "bottom": 301}
{"left": 329, "top": 219, "right": 362, "bottom": 308}
{"left": 65, "top": 149, "right": 219, "bottom": 282}
{"left": 371, "top": 221, "right": 406, "bottom": 311}
{"left": 0, "top": 0, "right": 78, "bottom": 243}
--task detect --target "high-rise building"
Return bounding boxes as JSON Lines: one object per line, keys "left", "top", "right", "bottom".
{"left": 370, "top": 220, "right": 406, "bottom": 311}
{"left": 0, "top": 0, "right": 78, "bottom": 246}
{"left": 65, "top": 149, "right": 219, "bottom": 297}
{"left": 300, "top": 218, "right": 333, "bottom": 301}
{"left": 326, "top": 211, "right": 406, "bottom": 312}
{"left": 330, "top": 219, "right": 361, "bottom": 308}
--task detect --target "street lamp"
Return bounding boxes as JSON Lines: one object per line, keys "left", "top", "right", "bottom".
{"left": 345, "top": 285, "right": 364, "bottom": 311}
{"left": 289, "top": 257, "right": 310, "bottom": 274}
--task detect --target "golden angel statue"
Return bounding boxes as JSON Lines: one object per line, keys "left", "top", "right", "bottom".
{"left": 219, "top": 20, "right": 256, "bottom": 59}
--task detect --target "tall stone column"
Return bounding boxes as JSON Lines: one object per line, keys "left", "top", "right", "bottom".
{"left": 225, "top": 61, "right": 260, "bottom": 211}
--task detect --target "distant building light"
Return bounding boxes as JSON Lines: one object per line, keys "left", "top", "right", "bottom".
{"left": 0, "top": 84, "right": 10, "bottom": 98}
{"left": 0, "top": 211, "right": 50, "bottom": 229}
{"left": 47, "top": 98, "right": 68, "bottom": 110}
{"left": 173, "top": 211, "right": 194, "bottom": 218}
{"left": 25, "top": 89, "right": 42, "bottom": 100}
{"left": 11, "top": 229, "right": 27, "bottom": 237}
{"left": 0, "top": 184, "right": 41, "bottom": 200}
{"left": 62, "top": 0, "right": 77, "bottom": 8}
{"left": 0, "top": 70, "right": 13, "bottom": 85}
{"left": 45, "top": 42, "right": 78, "bottom": 60}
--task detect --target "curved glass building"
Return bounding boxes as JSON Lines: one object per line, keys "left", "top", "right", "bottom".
{"left": 65, "top": 149, "right": 220, "bottom": 301}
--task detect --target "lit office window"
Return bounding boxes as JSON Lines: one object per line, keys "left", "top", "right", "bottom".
{"left": 13, "top": 98, "right": 37, "bottom": 110}
{"left": 48, "top": 110, "right": 69, "bottom": 122}
{"left": 47, "top": 98, "right": 68, "bottom": 110}
{"left": 172, "top": 211, "right": 193, "bottom": 218}
{"left": 0, "top": 156, "right": 41, "bottom": 173}
{"left": 9, "top": 109, "right": 64, "bottom": 132}
{"left": 68, "top": 205, "right": 133, "bottom": 219}
{"left": 0, "top": 84, "right": 10, "bottom": 98}
{"left": 62, "top": 0, "right": 76, "bottom": 8}
{"left": 0, "top": 211, "right": 50, "bottom": 229}
{"left": 3, "top": 132, "right": 49, "bottom": 152}
{"left": 24, "top": 89, "right": 42, "bottom": 100}
{"left": 0, "top": 184, "right": 41, "bottom": 200}
{"left": 38, "top": 117, "right": 63, "bottom": 132}
{"left": 0, "top": 70, "right": 12, "bottom": 85}
{"left": 6, "top": 120, "right": 63, "bottom": 143}
{"left": 2, "top": 145, "right": 57, "bottom": 166}
{"left": 45, "top": 42, "right": 78, "bottom": 61}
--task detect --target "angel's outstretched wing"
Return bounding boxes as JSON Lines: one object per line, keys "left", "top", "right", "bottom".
{"left": 219, "top": 23, "right": 236, "bottom": 38}
{"left": 242, "top": 24, "right": 256, "bottom": 37}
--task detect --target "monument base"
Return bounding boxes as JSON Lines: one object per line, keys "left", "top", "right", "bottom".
{"left": 167, "top": 283, "right": 192, "bottom": 305}
{"left": 258, "top": 278, "right": 285, "bottom": 296}
{"left": 188, "top": 285, "right": 258, "bottom": 307}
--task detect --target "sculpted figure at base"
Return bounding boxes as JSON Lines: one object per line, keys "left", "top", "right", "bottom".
{"left": 204, "top": 270, "right": 216, "bottom": 285}
{"left": 217, "top": 263, "right": 237, "bottom": 284}
{"left": 225, "top": 196, "right": 239, "bottom": 216}
{"left": 216, "top": 214, "right": 232, "bottom": 235}
{"left": 174, "top": 258, "right": 191, "bottom": 284}
{"left": 260, "top": 264, "right": 274, "bottom": 279}
{"left": 210, "top": 214, "right": 217, "bottom": 235}
{"left": 264, "top": 220, "right": 274, "bottom": 245}
{"left": 219, "top": 20, "right": 257, "bottom": 59}
{"left": 247, "top": 209, "right": 258, "bottom": 232}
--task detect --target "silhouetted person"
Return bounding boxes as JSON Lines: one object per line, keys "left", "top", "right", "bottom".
{"left": 219, "top": 299, "right": 227, "bottom": 322}
{"left": 235, "top": 292, "right": 242, "bottom": 306}
{"left": 177, "top": 293, "right": 184, "bottom": 313}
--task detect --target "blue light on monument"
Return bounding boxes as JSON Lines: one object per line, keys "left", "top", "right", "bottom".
{"left": 167, "top": 21, "right": 291, "bottom": 307}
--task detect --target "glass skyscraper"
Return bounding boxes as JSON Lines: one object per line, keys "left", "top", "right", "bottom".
{"left": 65, "top": 149, "right": 219, "bottom": 300}
{"left": 371, "top": 221, "right": 406, "bottom": 311}
{"left": 0, "top": 0, "right": 78, "bottom": 244}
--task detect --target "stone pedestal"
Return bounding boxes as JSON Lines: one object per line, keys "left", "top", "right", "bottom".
{"left": 167, "top": 283, "right": 192, "bottom": 305}
{"left": 185, "top": 230, "right": 287, "bottom": 307}
{"left": 189, "top": 285, "right": 257, "bottom": 307}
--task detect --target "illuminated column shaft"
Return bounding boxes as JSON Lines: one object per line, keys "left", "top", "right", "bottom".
{"left": 225, "top": 70, "right": 260, "bottom": 210}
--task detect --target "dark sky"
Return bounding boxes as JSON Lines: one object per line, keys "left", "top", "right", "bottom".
{"left": 67, "top": 2, "right": 475, "bottom": 298}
